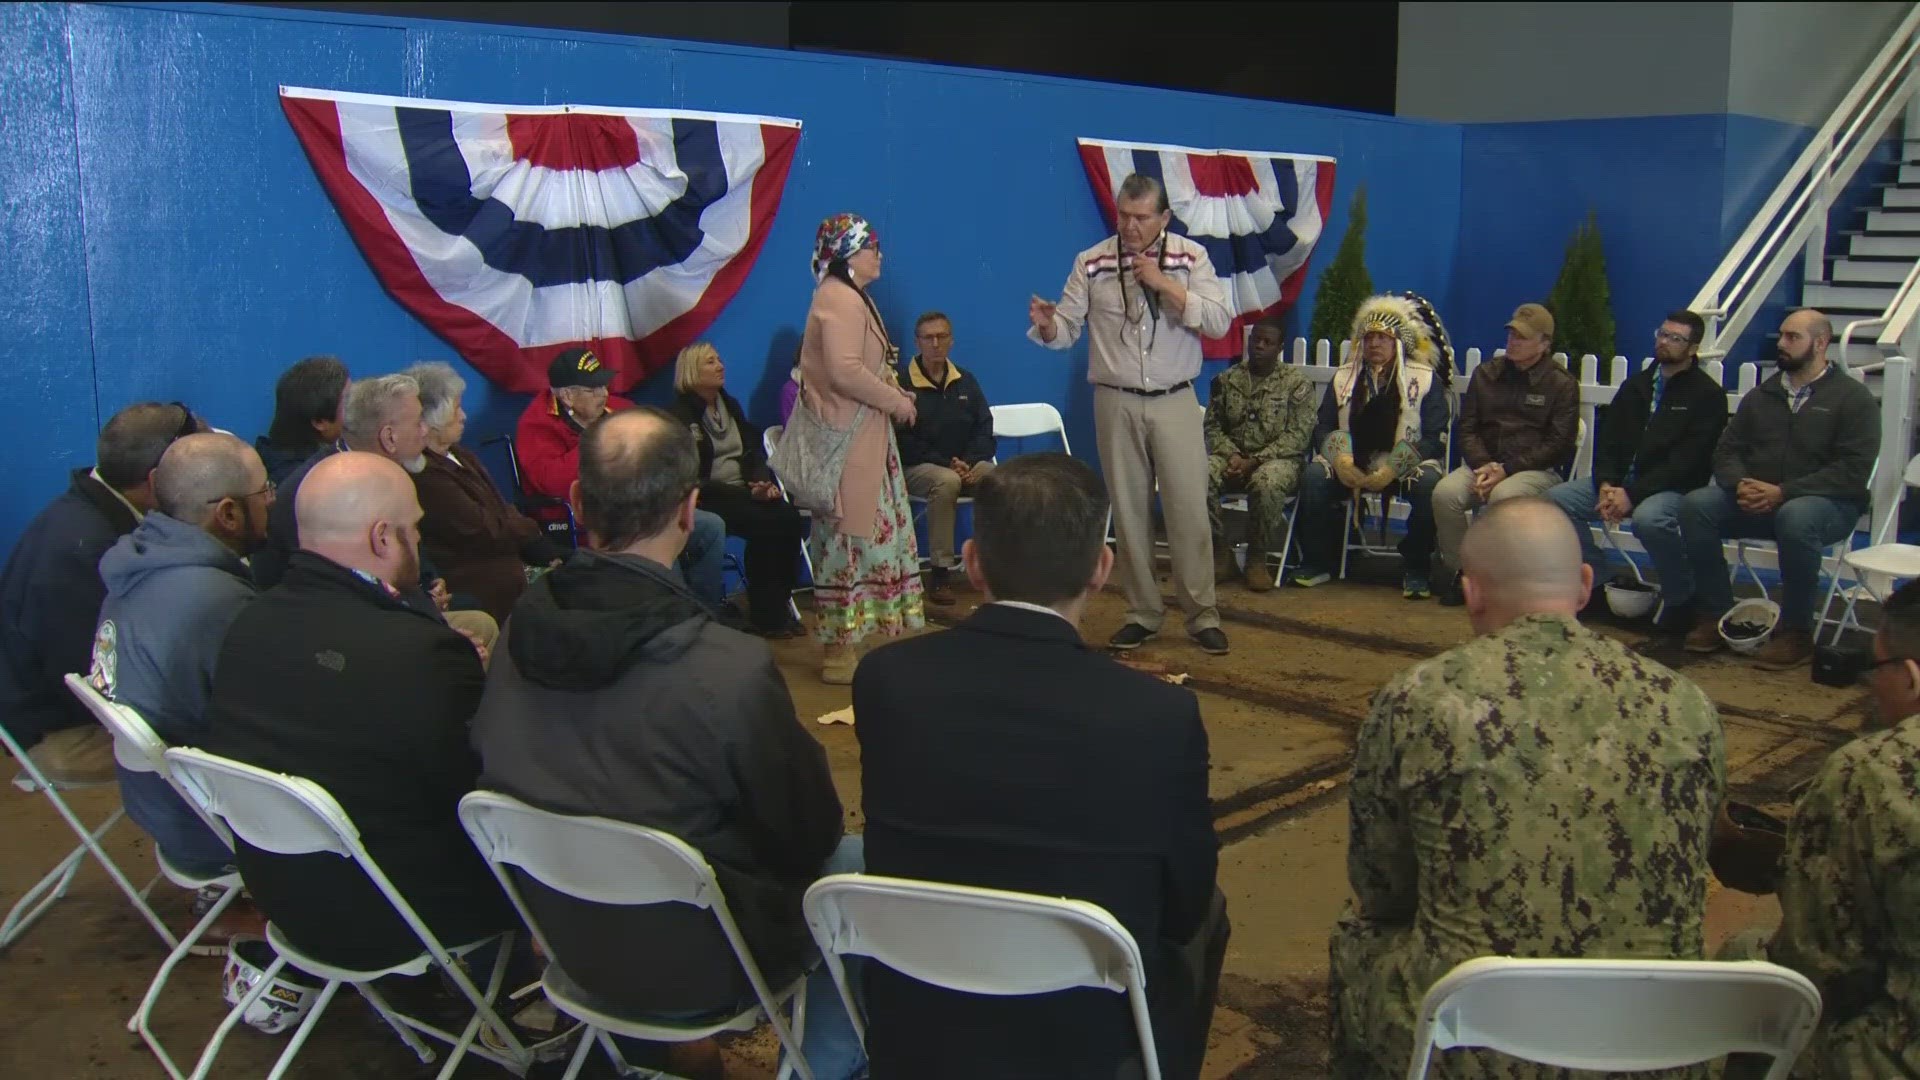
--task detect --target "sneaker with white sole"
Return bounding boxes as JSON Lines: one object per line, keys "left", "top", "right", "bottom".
{"left": 1290, "top": 569, "right": 1332, "bottom": 588}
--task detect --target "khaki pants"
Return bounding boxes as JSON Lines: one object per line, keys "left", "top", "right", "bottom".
{"left": 905, "top": 460, "right": 995, "bottom": 569}
{"left": 445, "top": 609, "right": 500, "bottom": 667}
{"left": 1431, "top": 465, "right": 1562, "bottom": 573}
{"left": 1095, "top": 384, "right": 1218, "bottom": 633}
{"left": 24, "top": 724, "right": 116, "bottom": 785}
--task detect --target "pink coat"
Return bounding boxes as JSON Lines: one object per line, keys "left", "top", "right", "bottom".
{"left": 797, "top": 277, "right": 912, "bottom": 539}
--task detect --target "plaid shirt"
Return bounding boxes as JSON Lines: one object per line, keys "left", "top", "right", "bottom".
{"left": 1787, "top": 364, "right": 1830, "bottom": 414}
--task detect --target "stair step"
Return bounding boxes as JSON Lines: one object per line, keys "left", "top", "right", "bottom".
{"left": 1866, "top": 209, "right": 1920, "bottom": 232}
{"left": 1852, "top": 233, "right": 1920, "bottom": 257}
{"left": 1902, "top": 163, "right": 1920, "bottom": 184}
{"left": 1886, "top": 186, "right": 1920, "bottom": 208}
{"left": 1804, "top": 281, "right": 1899, "bottom": 309}
{"left": 1830, "top": 257, "right": 1916, "bottom": 283}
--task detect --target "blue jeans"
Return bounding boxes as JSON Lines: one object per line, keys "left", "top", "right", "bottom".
{"left": 117, "top": 765, "right": 233, "bottom": 878}
{"left": 1543, "top": 479, "right": 1690, "bottom": 593}
{"left": 1674, "top": 483, "right": 1861, "bottom": 631}
{"left": 678, "top": 509, "right": 727, "bottom": 606}
{"left": 1293, "top": 460, "right": 1441, "bottom": 573}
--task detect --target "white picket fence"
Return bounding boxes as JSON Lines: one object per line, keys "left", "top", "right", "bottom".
{"left": 1263, "top": 338, "right": 1916, "bottom": 569}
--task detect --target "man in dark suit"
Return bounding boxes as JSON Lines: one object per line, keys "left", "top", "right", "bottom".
{"left": 204, "top": 450, "right": 513, "bottom": 970}
{"left": 854, "top": 452, "right": 1226, "bottom": 1080}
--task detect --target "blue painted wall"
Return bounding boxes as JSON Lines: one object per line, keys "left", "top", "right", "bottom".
{"left": 0, "top": 1, "right": 1840, "bottom": 555}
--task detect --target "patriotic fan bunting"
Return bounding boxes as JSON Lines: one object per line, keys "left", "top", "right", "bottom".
{"left": 280, "top": 86, "right": 801, "bottom": 392}
{"left": 1077, "top": 138, "right": 1335, "bottom": 359}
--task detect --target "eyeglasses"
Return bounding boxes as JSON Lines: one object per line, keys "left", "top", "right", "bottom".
{"left": 1653, "top": 330, "right": 1696, "bottom": 346}
{"left": 917, "top": 331, "right": 952, "bottom": 342}
{"left": 208, "top": 480, "right": 275, "bottom": 504}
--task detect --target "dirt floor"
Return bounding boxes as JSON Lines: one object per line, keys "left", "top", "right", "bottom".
{"left": 0, "top": 551, "right": 1863, "bottom": 1079}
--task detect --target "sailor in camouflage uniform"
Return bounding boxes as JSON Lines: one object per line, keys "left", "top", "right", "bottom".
{"left": 1206, "top": 315, "right": 1318, "bottom": 591}
{"left": 1329, "top": 498, "right": 1726, "bottom": 1079}
{"left": 1721, "top": 578, "right": 1920, "bottom": 1079}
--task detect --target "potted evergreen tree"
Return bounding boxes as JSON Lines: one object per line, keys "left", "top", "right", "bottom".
{"left": 1545, "top": 210, "right": 1617, "bottom": 370}
{"left": 1309, "top": 186, "right": 1373, "bottom": 358}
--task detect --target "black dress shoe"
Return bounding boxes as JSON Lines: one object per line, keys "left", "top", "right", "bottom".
{"left": 1191, "top": 627, "right": 1230, "bottom": 655}
{"left": 1108, "top": 623, "right": 1157, "bottom": 651}
{"left": 1436, "top": 571, "right": 1466, "bottom": 608}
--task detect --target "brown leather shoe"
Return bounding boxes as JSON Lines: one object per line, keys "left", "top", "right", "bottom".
{"left": 187, "top": 897, "right": 268, "bottom": 957}
{"left": 1753, "top": 629, "right": 1815, "bottom": 670}
{"left": 923, "top": 569, "right": 956, "bottom": 606}
{"left": 1683, "top": 615, "right": 1725, "bottom": 654}
{"left": 1244, "top": 558, "right": 1274, "bottom": 592}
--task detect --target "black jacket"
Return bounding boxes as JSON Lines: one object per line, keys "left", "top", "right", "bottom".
{"left": 0, "top": 470, "right": 141, "bottom": 748}
{"left": 854, "top": 604, "right": 1218, "bottom": 1079}
{"left": 203, "top": 551, "right": 514, "bottom": 970}
{"left": 472, "top": 550, "right": 843, "bottom": 1015}
{"left": 670, "top": 390, "right": 772, "bottom": 486}
{"left": 896, "top": 356, "right": 995, "bottom": 470}
{"left": 1713, "top": 366, "right": 1881, "bottom": 505}
{"left": 1591, "top": 362, "right": 1729, "bottom": 504}
{"left": 253, "top": 435, "right": 322, "bottom": 488}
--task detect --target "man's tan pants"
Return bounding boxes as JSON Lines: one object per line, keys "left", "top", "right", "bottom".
{"left": 1431, "top": 465, "right": 1562, "bottom": 572}
{"left": 906, "top": 460, "right": 996, "bottom": 569}
{"left": 1095, "top": 384, "right": 1219, "bottom": 633}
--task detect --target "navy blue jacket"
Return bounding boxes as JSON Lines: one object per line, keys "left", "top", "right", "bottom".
{"left": 0, "top": 470, "right": 142, "bottom": 749}
{"left": 896, "top": 356, "right": 996, "bottom": 470}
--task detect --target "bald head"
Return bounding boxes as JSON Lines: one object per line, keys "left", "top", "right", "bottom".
{"left": 1459, "top": 498, "right": 1592, "bottom": 631}
{"left": 1778, "top": 309, "right": 1833, "bottom": 376}
{"left": 154, "top": 433, "right": 264, "bottom": 527}
{"left": 576, "top": 406, "right": 698, "bottom": 550}
{"left": 296, "top": 452, "right": 418, "bottom": 544}
{"left": 1783, "top": 307, "right": 1833, "bottom": 345}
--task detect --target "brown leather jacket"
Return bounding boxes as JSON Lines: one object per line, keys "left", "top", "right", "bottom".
{"left": 413, "top": 444, "right": 545, "bottom": 622}
{"left": 1458, "top": 354, "right": 1580, "bottom": 474}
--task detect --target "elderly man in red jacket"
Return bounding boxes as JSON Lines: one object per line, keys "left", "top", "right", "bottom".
{"left": 515, "top": 348, "right": 730, "bottom": 608}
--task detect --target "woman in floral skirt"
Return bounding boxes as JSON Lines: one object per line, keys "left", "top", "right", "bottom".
{"left": 796, "top": 212, "right": 926, "bottom": 683}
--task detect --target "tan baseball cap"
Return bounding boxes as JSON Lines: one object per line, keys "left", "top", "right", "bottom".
{"left": 1506, "top": 303, "right": 1555, "bottom": 340}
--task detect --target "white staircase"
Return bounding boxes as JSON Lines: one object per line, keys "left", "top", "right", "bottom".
{"left": 1806, "top": 132, "right": 1920, "bottom": 365}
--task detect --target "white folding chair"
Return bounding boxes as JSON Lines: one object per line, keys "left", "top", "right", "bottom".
{"left": 164, "top": 748, "right": 531, "bottom": 1080}
{"left": 763, "top": 424, "right": 814, "bottom": 622}
{"left": 458, "top": 790, "right": 815, "bottom": 1080}
{"left": 1405, "top": 957, "right": 1821, "bottom": 1080}
{"left": 802, "top": 873, "right": 1162, "bottom": 1080}
{"left": 0, "top": 691, "right": 178, "bottom": 953}
{"left": 989, "top": 402, "right": 1073, "bottom": 455}
{"left": 63, "top": 676, "right": 242, "bottom": 1080}
{"left": 1816, "top": 452, "right": 1920, "bottom": 644}
{"left": 1337, "top": 425, "right": 1456, "bottom": 582}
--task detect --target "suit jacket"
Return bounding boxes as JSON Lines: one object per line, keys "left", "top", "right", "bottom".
{"left": 413, "top": 444, "right": 545, "bottom": 622}
{"left": 798, "top": 276, "right": 911, "bottom": 538}
{"left": 203, "top": 551, "right": 515, "bottom": 970}
{"left": 854, "top": 604, "right": 1218, "bottom": 1079}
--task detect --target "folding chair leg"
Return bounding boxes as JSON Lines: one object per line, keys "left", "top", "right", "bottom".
{"left": 30, "top": 784, "right": 178, "bottom": 951}
{"left": 265, "top": 978, "right": 343, "bottom": 1080}
{"left": 130, "top": 883, "right": 241, "bottom": 1080}
{"left": 428, "top": 932, "right": 524, "bottom": 1080}
{"left": 187, "top": 954, "right": 304, "bottom": 1080}
{"left": 560, "top": 1023, "right": 599, "bottom": 1080}
{"left": 772, "top": 981, "right": 812, "bottom": 1080}
{"left": 0, "top": 838, "right": 89, "bottom": 948}
{"left": 356, "top": 982, "right": 439, "bottom": 1066}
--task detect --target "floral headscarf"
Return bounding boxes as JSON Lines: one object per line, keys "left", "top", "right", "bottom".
{"left": 811, "top": 212, "right": 878, "bottom": 283}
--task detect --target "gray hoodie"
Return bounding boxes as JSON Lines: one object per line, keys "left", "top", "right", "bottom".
{"left": 95, "top": 512, "right": 256, "bottom": 745}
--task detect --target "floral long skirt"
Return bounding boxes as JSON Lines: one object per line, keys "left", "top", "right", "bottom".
{"left": 810, "top": 438, "right": 927, "bottom": 647}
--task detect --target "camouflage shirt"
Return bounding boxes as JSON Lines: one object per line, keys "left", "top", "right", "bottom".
{"left": 1332, "top": 614, "right": 1726, "bottom": 1079}
{"left": 1205, "top": 362, "right": 1317, "bottom": 465}
{"left": 1769, "top": 713, "right": 1920, "bottom": 1079}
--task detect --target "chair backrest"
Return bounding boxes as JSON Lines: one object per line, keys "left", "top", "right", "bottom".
{"left": 804, "top": 873, "right": 1161, "bottom": 1076}
{"left": 458, "top": 790, "right": 725, "bottom": 911}
{"left": 1406, "top": 957, "right": 1822, "bottom": 1080}
{"left": 163, "top": 747, "right": 359, "bottom": 859}
{"left": 64, "top": 673, "right": 165, "bottom": 776}
{"left": 989, "top": 403, "right": 1072, "bottom": 456}
{"left": 1903, "top": 451, "right": 1920, "bottom": 491}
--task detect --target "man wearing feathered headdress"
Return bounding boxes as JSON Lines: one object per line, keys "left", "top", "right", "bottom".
{"left": 1289, "top": 293, "right": 1454, "bottom": 598}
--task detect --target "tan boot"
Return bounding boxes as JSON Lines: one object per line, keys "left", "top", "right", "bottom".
{"left": 1683, "top": 614, "right": 1725, "bottom": 654}
{"left": 1213, "top": 543, "right": 1239, "bottom": 584}
{"left": 1244, "top": 556, "right": 1274, "bottom": 592}
{"left": 820, "top": 643, "right": 858, "bottom": 685}
{"left": 1753, "top": 629, "right": 1815, "bottom": 670}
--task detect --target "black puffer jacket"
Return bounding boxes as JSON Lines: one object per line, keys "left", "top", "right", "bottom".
{"left": 471, "top": 549, "right": 844, "bottom": 1015}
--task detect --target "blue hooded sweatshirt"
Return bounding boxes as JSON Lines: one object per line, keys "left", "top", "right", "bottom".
{"left": 95, "top": 512, "right": 256, "bottom": 746}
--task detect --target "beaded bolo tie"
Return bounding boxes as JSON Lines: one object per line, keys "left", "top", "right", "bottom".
{"left": 1116, "top": 230, "right": 1170, "bottom": 353}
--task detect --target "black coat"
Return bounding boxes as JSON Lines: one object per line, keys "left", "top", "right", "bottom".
{"left": 472, "top": 550, "right": 843, "bottom": 1015}
{"left": 203, "top": 551, "right": 515, "bottom": 970}
{"left": 1713, "top": 366, "right": 1881, "bottom": 504}
{"left": 670, "top": 390, "right": 771, "bottom": 485}
{"left": 1590, "top": 362, "right": 1729, "bottom": 504}
{"left": 0, "top": 470, "right": 140, "bottom": 748}
{"left": 895, "top": 356, "right": 996, "bottom": 470}
{"left": 853, "top": 604, "right": 1218, "bottom": 1079}
{"left": 255, "top": 444, "right": 445, "bottom": 613}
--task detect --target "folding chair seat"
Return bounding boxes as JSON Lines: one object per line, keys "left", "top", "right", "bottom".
{"left": 63, "top": 675, "right": 244, "bottom": 1079}
{"left": 459, "top": 790, "right": 815, "bottom": 1080}
{"left": 803, "top": 873, "right": 1163, "bottom": 1080}
{"left": 1817, "top": 452, "right": 1920, "bottom": 644}
{"left": 1406, "top": 956, "right": 1821, "bottom": 1080}
{"left": 164, "top": 748, "right": 531, "bottom": 1080}
{"left": 0, "top": 684, "right": 177, "bottom": 953}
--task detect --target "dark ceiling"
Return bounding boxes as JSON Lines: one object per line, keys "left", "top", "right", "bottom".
{"left": 243, "top": 1, "right": 1399, "bottom": 114}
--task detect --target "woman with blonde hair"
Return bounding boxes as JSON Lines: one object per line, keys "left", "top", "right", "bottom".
{"left": 793, "top": 213, "right": 925, "bottom": 683}
{"left": 669, "top": 342, "right": 805, "bottom": 635}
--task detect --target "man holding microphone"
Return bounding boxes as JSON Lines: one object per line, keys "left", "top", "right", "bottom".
{"left": 1029, "top": 174, "right": 1235, "bottom": 654}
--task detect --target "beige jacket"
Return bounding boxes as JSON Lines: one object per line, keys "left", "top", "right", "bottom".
{"left": 798, "top": 277, "right": 912, "bottom": 538}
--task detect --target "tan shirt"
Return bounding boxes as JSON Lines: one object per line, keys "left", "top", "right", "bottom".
{"left": 1029, "top": 231, "right": 1233, "bottom": 392}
